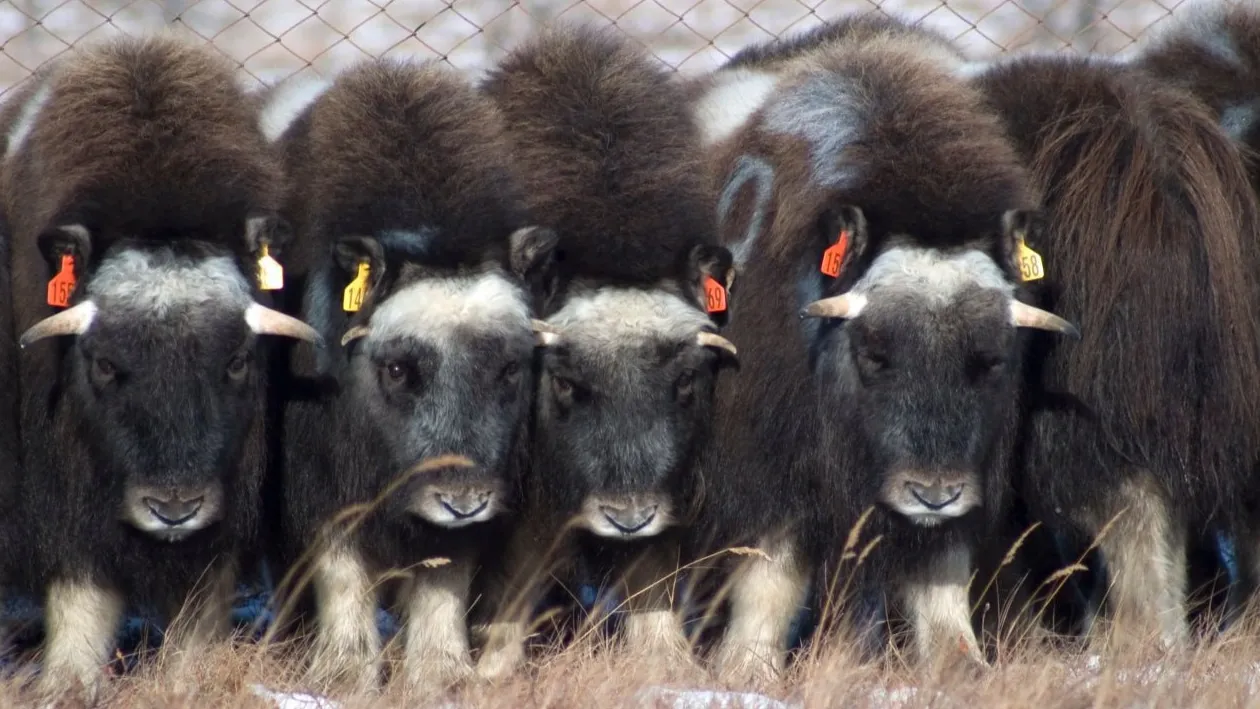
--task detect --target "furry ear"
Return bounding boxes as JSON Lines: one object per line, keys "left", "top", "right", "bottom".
{"left": 332, "top": 236, "right": 386, "bottom": 313}
{"left": 685, "top": 243, "right": 735, "bottom": 327}
{"left": 510, "top": 225, "right": 560, "bottom": 314}
{"left": 999, "top": 208, "right": 1048, "bottom": 280}
{"left": 815, "top": 205, "right": 867, "bottom": 286}
{"left": 38, "top": 224, "right": 92, "bottom": 272}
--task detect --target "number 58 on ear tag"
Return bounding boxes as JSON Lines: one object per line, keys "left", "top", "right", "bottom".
{"left": 1016, "top": 237, "right": 1045, "bottom": 282}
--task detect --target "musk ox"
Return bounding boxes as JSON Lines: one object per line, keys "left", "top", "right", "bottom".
{"left": 475, "top": 25, "right": 738, "bottom": 677}
{"left": 688, "top": 19, "right": 1078, "bottom": 679}
{"left": 968, "top": 52, "right": 1260, "bottom": 650}
{"left": 0, "top": 34, "right": 320, "bottom": 698}
{"left": 260, "top": 58, "right": 555, "bottom": 692}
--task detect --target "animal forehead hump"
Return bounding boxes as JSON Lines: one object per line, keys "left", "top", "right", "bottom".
{"left": 547, "top": 287, "right": 710, "bottom": 352}
{"left": 368, "top": 270, "right": 530, "bottom": 341}
{"left": 87, "top": 249, "right": 252, "bottom": 315}
{"left": 856, "top": 246, "right": 1014, "bottom": 306}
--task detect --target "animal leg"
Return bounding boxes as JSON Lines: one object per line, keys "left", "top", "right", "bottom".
{"left": 36, "top": 579, "right": 125, "bottom": 702}
{"left": 307, "top": 543, "right": 381, "bottom": 692}
{"left": 619, "top": 542, "right": 690, "bottom": 663}
{"left": 898, "top": 543, "right": 985, "bottom": 669}
{"left": 1091, "top": 475, "right": 1189, "bottom": 652}
{"left": 399, "top": 560, "right": 474, "bottom": 694}
{"left": 166, "top": 562, "right": 237, "bottom": 654}
{"left": 711, "top": 536, "right": 808, "bottom": 684}
{"left": 475, "top": 528, "right": 551, "bottom": 681}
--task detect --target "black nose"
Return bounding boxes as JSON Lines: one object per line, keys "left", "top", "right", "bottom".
{"left": 905, "top": 481, "right": 964, "bottom": 511}
{"left": 438, "top": 493, "right": 491, "bottom": 520}
{"left": 143, "top": 496, "right": 205, "bottom": 526}
{"left": 600, "top": 504, "right": 658, "bottom": 534}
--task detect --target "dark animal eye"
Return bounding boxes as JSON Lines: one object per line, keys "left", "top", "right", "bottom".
{"left": 385, "top": 361, "right": 407, "bottom": 383}
{"left": 675, "top": 370, "right": 696, "bottom": 399}
{"left": 227, "top": 353, "right": 250, "bottom": 380}
{"left": 500, "top": 361, "right": 521, "bottom": 383}
{"left": 552, "top": 375, "right": 573, "bottom": 401}
{"left": 92, "top": 357, "right": 116, "bottom": 382}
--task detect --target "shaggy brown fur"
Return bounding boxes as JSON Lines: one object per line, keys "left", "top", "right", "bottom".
{"left": 1132, "top": 1, "right": 1260, "bottom": 185}
{"left": 692, "top": 24, "right": 1037, "bottom": 678}
{"left": 0, "top": 33, "right": 286, "bottom": 700}
{"left": 973, "top": 53, "right": 1260, "bottom": 648}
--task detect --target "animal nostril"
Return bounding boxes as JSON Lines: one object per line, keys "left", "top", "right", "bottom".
{"left": 599, "top": 504, "right": 657, "bottom": 534}
{"left": 905, "top": 481, "right": 963, "bottom": 511}
{"left": 438, "top": 493, "right": 491, "bottom": 520}
{"left": 143, "top": 496, "right": 204, "bottom": 526}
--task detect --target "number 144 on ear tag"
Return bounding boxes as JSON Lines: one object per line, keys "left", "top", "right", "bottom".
{"left": 1016, "top": 237, "right": 1045, "bottom": 282}
{"left": 343, "top": 262, "right": 370, "bottom": 312}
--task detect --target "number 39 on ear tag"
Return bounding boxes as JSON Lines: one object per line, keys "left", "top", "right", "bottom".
{"left": 1016, "top": 237, "right": 1045, "bottom": 282}
{"left": 46, "top": 254, "right": 76, "bottom": 307}
{"left": 704, "top": 276, "right": 727, "bottom": 314}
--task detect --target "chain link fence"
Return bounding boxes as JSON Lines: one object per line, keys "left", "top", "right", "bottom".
{"left": 0, "top": 0, "right": 1197, "bottom": 97}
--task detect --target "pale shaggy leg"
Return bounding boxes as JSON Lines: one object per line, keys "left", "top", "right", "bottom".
{"left": 308, "top": 544, "right": 381, "bottom": 692}
{"left": 1091, "top": 476, "right": 1189, "bottom": 652}
{"left": 898, "top": 543, "right": 985, "bottom": 668}
{"left": 475, "top": 620, "right": 528, "bottom": 682}
{"left": 166, "top": 562, "right": 237, "bottom": 653}
{"left": 619, "top": 543, "right": 690, "bottom": 663}
{"left": 475, "top": 527, "right": 554, "bottom": 682}
{"left": 36, "top": 579, "right": 125, "bottom": 702}
{"left": 712, "top": 536, "right": 809, "bottom": 684}
{"left": 400, "top": 561, "right": 474, "bottom": 694}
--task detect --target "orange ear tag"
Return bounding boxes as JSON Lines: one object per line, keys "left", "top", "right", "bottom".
{"left": 46, "top": 254, "right": 76, "bottom": 307}
{"left": 820, "top": 230, "right": 849, "bottom": 278}
{"left": 704, "top": 276, "right": 727, "bottom": 313}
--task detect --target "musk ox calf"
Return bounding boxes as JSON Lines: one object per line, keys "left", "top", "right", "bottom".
{"left": 0, "top": 34, "right": 320, "bottom": 698}
{"left": 475, "top": 25, "right": 738, "bottom": 678}
{"left": 689, "top": 18, "right": 1078, "bottom": 678}
{"left": 968, "top": 53, "right": 1260, "bottom": 650}
{"left": 261, "top": 58, "right": 555, "bottom": 692}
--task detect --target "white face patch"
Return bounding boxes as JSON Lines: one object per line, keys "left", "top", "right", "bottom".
{"left": 88, "top": 250, "right": 253, "bottom": 318}
{"left": 546, "top": 287, "right": 711, "bottom": 355}
{"left": 259, "top": 74, "right": 332, "bottom": 143}
{"left": 5, "top": 81, "right": 52, "bottom": 160}
{"left": 693, "top": 68, "right": 782, "bottom": 147}
{"left": 762, "top": 71, "right": 865, "bottom": 188}
{"left": 367, "top": 270, "right": 530, "bottom": 347}
{"left": 850, "top": 245, "right": 1014, "bottom": 309}
{"left": 578, "top": 493, "right": 673, "bottom": 539}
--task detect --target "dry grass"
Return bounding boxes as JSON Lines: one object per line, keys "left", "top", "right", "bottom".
{"left": 1, "top": 620, "right": 1260, "bottom": 708}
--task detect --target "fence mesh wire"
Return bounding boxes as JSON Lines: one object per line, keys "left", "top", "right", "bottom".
{"left": 0, "top": 0, "right": 1194, "bottom": 97}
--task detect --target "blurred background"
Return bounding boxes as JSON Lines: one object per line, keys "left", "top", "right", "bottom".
{"left": 0, "top": 0, "right": 1208, "bottom": 97}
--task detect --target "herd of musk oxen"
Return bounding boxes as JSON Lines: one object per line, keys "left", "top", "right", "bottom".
{"left": 3, "top": 0, "right": 1260, "bottom": 700}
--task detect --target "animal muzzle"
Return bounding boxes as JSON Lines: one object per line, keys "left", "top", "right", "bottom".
{"left": 881, "top": 471, "right": 979, "bottom": 526}
{"left": 122, "top": 484, "right": 223, "bottom": 541}
{"left": 579, "top": 494, "right": 672, "bottom": 539}
{"left": 408, "top": 481, "right": 502, "bottom": 529}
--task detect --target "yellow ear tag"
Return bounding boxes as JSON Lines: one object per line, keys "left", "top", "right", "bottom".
{"left": 1016, "top": 236, "right": 1045, "bottom": 282}
{"left": 343, "top": 262, "right": 370, "bottom": 312}
{"left": 257, "top": 244, "right": 284, "bottom": 291}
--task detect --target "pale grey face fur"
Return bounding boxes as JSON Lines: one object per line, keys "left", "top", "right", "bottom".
{"left": 815, "top": 245, "right": 1022, "bottom": 526}
{"left": 345, "top": 270, "right": 535, "bottom": 528}
{"left": 536, "top": 287, "right": 723, "bottom": 539}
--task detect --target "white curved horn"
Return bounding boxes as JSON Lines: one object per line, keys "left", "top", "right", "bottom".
{"left": 19, "top": 301, "right": 98, "bottom": 347}
{"left": 244, "top": 302, "right": 323, "bottom": 345}
{"left": 696, "top": 331, "right": 737, "bottom": 357}
{"left": 1009, "top": 300, "right": 1080, "bottom": 338}
{"left": 800, "top": 293, "right": 867, "bottom": 319}
{"left": 340, "top": 325, "right": 371, "bottom": 348}
{"left": 533, "top": 319, "right": 560, "bottom": 347}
